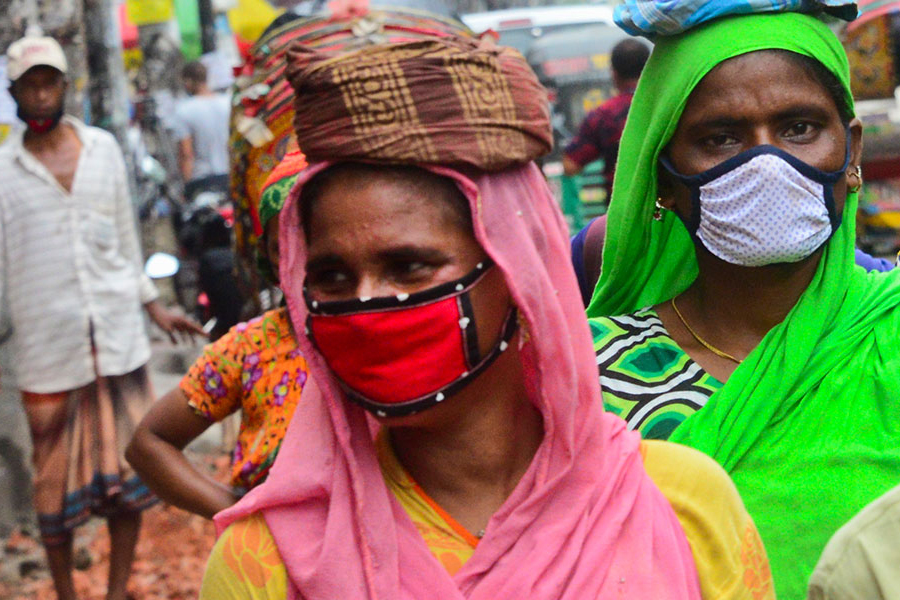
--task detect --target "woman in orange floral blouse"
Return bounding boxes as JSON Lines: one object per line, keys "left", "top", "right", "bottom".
{"left": 126, "top": 155, "right": 308, "bottom": 517}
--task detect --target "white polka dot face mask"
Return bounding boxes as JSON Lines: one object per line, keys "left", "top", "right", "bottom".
{"left": 659, "top": 142, "right": 849, "bottom": 267}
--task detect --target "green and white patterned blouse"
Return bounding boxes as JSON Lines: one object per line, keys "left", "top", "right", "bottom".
{"left": 590, "top": 307, "right": 723, "bottom": 440}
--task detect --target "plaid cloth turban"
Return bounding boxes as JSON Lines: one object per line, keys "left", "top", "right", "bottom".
{"left": 286, "top": 35, "right": 553, "bottom": 172}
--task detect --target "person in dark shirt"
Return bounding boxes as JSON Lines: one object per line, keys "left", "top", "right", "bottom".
{"left": 563, "top": 38, "right": 651, "bottom": 201}
{"left": 198, "top": 214, "right": 244, "bottom": 340}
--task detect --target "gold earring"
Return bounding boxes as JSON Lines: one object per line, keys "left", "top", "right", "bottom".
{"left": 848, "top": 165, "right": 863, "bottom": 193}
{"left": 653, "top": 199, "right": 665, "bottom": 221}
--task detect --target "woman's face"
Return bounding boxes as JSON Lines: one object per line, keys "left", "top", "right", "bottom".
{"left": 303, "top": 167, "right": 511, "bottom": 360}
{"left": 660, "top": 51, "right": 862, "bottom": 216}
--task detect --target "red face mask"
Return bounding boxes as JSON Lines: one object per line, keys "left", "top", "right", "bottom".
{"left": 305, "top": 258, "right": 518, "bottom": 418}
{"left": 17, "top": 106, "right": 63, "bottom": 134}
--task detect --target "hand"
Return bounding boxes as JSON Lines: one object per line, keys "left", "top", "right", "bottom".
{"left": 145, "top": 300, "right": 207, "bottom": 344}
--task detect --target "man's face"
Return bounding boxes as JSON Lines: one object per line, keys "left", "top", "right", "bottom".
{"left": 11, "top": 65, "right": 66, "bottom": 118}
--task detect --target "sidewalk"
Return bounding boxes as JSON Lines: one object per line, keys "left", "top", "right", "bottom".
{"left": 0, "top": 335, "right": 230, "bottom": 599}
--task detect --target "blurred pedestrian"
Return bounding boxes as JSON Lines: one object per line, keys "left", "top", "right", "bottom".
{"left": 562, "top": 38, "right": 650, "bottom": 194}
{"left": 0, "top": 34, "right": 203, "bottom": 600}
{"left": 563, "top": 39, "right": 650, "bottom": 306}
{"left": 173, "top": 61, "right": 231, "bottom": 200}
{"left": 197, "top": 213, "right": 244, "bottom": 340}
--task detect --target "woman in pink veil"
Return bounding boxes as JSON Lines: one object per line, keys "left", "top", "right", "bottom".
{"left": 200, "top": 33, "right": 772, "bottom": 600}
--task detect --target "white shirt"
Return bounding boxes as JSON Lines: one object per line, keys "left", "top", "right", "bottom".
{"left": 808, "top": 484, "right": 900, "bottom": 600}
{"left": 0, "top": 117, "right": 158, "bottom": 393}
{"left": 171, "top": 93, "right": 231, "bottom": 180}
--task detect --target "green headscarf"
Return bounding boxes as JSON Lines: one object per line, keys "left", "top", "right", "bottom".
{"left": 587, "top": 13, "right": 900, "bottom": 599}
{"left": 256, "top": 151, "right": 306, "bottom": 282}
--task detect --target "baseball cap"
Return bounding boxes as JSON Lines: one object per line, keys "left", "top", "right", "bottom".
{"left": 6, "top": 36, "right": 68, "bottom": 82}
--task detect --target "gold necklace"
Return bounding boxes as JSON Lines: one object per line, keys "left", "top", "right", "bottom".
{"left": 670, "top": 297, "right": 742, "bottom": 364}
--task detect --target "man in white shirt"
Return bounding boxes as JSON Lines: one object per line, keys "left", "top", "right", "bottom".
{"left": 0, "top": 35, "right": 203, "bottom": 600}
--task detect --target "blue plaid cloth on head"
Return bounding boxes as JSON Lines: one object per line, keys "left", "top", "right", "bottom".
{"left": 615, "top": 0, "right": 858, "bottom": 37}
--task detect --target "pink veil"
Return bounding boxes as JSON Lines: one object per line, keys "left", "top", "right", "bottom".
{"left": 215, "top": 160, "right": 702, "bottom": 599}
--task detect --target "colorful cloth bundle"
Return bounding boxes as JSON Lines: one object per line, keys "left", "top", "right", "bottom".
{"left": 285, "top": 37, "right": 552, "bottom": 171}
{"left": 615, "top": 0, "right": 858, "bottom": 37}
{"left": 849, "top": 0, "right": 900, "bottom": 30}
{"left": 228, "top": 2, "right": 473, "bottom": 284}
{"left": 252, "top": 150, "right": 308, "bottom": 283}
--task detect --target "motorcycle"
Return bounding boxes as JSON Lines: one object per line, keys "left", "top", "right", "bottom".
{"left": 136, "top": 155, "right": 244, "bottom": 332}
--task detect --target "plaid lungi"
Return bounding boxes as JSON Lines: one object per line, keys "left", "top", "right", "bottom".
{"left": 22, "top": 365, "right": 158, "bottom": 545}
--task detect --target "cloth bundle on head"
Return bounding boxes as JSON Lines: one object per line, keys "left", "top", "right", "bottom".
{"left": 215, "top": 36, "right": 702, "bottom": 600}
{"left": 229, "top": 2, "right": 473, "bottom": 287}
{"left": 615, "top": 0, "right": 858, "bottom": 37}
{"left": 285, "top": 36, "right": 552, "bottom": 171}
{"left": 587, "top": 12, "right": 900, "bottom": 599}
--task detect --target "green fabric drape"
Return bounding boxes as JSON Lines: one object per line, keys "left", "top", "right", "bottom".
{"left": 175, "top": 0, "right": 202, "bottom": 60}
{"left": 587, "top": 13, "right": 900, "bottom": 599}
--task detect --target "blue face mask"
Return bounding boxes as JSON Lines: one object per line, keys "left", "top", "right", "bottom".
{"left": 659, "top": 135, "right": 850, "bottom": 267}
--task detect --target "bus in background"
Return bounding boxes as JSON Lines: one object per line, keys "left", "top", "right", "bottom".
{"left": 460, "top": 4, "right": 615, "bottom": 56}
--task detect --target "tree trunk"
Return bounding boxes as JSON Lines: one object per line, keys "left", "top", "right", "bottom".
{"left": 82, "top": 0, "right": 131, "bottom": 154}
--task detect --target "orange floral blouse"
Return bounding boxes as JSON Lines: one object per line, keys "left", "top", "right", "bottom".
{"left": 180, "top": 307, "right": 308, "bottom": 491}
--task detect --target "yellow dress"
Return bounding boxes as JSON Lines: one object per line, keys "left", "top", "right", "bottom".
{"left": 200, "top": 439, "right": 774, "bottom": 600}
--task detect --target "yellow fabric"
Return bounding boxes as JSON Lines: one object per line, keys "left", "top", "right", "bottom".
{"left": 641, "top": 440, "right": 775, "bottom": 600}
{"left": 227, "top": 0, "right": 282, "bottom": 43}
{"left": 201, "top": 440, "right": 774, "bottom": 599}
{"left": 375, "top": 432, "right": 478, "bottom": 575}
{"left": 200, "top": 512, "right": 287, "bottom": 600}
{"left": 125, "top": 0, "right": 174, "bottom": 25}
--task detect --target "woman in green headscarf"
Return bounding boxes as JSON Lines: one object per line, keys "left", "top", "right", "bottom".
{"left": 587, "top": 9, "right": 900, "bottom": 599}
